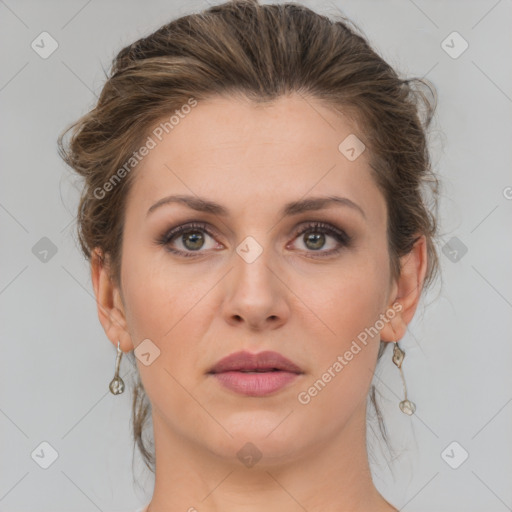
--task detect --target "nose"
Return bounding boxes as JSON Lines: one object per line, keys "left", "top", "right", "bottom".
{"left": 220, "top": 243, "right": 290, "bottom": 331}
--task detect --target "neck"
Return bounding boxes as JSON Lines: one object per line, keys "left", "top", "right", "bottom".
{"left": 144, "top": 403, "right": 397, "bottom": 512}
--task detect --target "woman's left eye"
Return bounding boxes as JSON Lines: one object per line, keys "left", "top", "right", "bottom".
{"left": 289, "top": 222, "right": 352, "bottom": 256}
{"left": 157, "top": 221, "right": 352, "bottom": 258}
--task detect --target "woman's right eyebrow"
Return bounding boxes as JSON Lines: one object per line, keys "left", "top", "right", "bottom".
{"left": 147, "top": 194, "right": 366, "bottom": 221}
{"left": 147, "top": 194, "right": 227, "bottom": 217}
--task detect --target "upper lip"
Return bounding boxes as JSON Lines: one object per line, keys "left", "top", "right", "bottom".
{"left": 208, "top": 350, "right": 303, "bottom": 374}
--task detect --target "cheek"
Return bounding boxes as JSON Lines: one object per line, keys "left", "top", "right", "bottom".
{"left": 291, "top": 252, "right": 390, "bottom": 416}
{"left": 119, "top": 251, "right": 212, "bottom": 405}
{"left": 121, "top": 252, "right": 204, "bottom": 341}
{"left": 294, "top": 267, "right": 388, "bottom": 421}
{"left": 302, "top": 254, "right": 390, "bottom": 346}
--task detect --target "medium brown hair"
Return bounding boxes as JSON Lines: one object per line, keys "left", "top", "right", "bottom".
{"left": 58, "top": 0, "right": 440, "bottom": 475}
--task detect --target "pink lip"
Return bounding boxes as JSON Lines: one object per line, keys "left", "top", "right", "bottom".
{"left": 208, "top": 350, "right": 303, "bottom": 397}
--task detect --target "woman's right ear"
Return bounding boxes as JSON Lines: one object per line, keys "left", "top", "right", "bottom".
{"left": 90, "top": 248, "right": 133, "bottom": 351}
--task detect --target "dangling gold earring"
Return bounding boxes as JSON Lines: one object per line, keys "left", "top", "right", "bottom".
{"left": 392, "top": 340, "right": 416, "bottom": 415}
{"left": 109, "top": 340, "right": 125, "bottom": 395}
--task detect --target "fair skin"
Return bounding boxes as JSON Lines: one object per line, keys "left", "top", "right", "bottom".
{"left": 92, "top": 93, "right": 427, "bottom": 512}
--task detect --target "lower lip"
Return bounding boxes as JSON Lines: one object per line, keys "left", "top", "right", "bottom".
{"left": 210, "top": 371, "right": 300, "bottom": 396}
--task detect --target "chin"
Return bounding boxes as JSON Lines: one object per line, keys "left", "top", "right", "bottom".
{"left": 202, "top": 414, "right": 308, "bottom": 464}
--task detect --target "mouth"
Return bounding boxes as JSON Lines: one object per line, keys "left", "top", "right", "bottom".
{"left": 209, "top": 369, "right": 301, "bottom": 396}
{"left": 234, "top": 369, "right": 282, "bottom": 373}
{"left": 207, "top": 350, "right": 303, "bottom": 396}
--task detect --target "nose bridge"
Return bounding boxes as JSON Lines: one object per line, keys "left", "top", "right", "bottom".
{"left": 221, "top": 230, "right": 289, "bottom": 329}
{"left": 232, "top": 232, "right": 276, "bottom": 294}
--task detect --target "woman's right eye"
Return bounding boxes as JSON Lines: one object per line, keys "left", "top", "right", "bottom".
{"left": 157, "top": 222, "right": 220, "bottom": 258}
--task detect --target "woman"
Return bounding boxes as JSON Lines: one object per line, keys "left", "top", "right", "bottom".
{"left": 58, "top": 1, "right": 440, "bottom": 511}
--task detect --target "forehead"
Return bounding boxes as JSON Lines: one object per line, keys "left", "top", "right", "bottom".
{"left": 126, "top": 93, "right": 385, "bottom": 224}
{"left": 154, "top": 93, "right": 360, "bottom": 161}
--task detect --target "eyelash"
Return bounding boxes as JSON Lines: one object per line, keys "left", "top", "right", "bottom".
{"left": 156, "top": 221, "right": 352, "bottom": 259}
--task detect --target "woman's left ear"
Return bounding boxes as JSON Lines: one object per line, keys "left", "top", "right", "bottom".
{"left": 379, "top": 235, "right": 428, "bottom": 342}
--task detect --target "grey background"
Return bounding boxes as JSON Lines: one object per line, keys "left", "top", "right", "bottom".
{"left": 1, "top": 0, "right": 511, "bottom": 511}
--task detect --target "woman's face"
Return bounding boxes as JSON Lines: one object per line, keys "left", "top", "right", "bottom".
{"left": 111, "top": 93, "right": 402, "bottom": 462}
